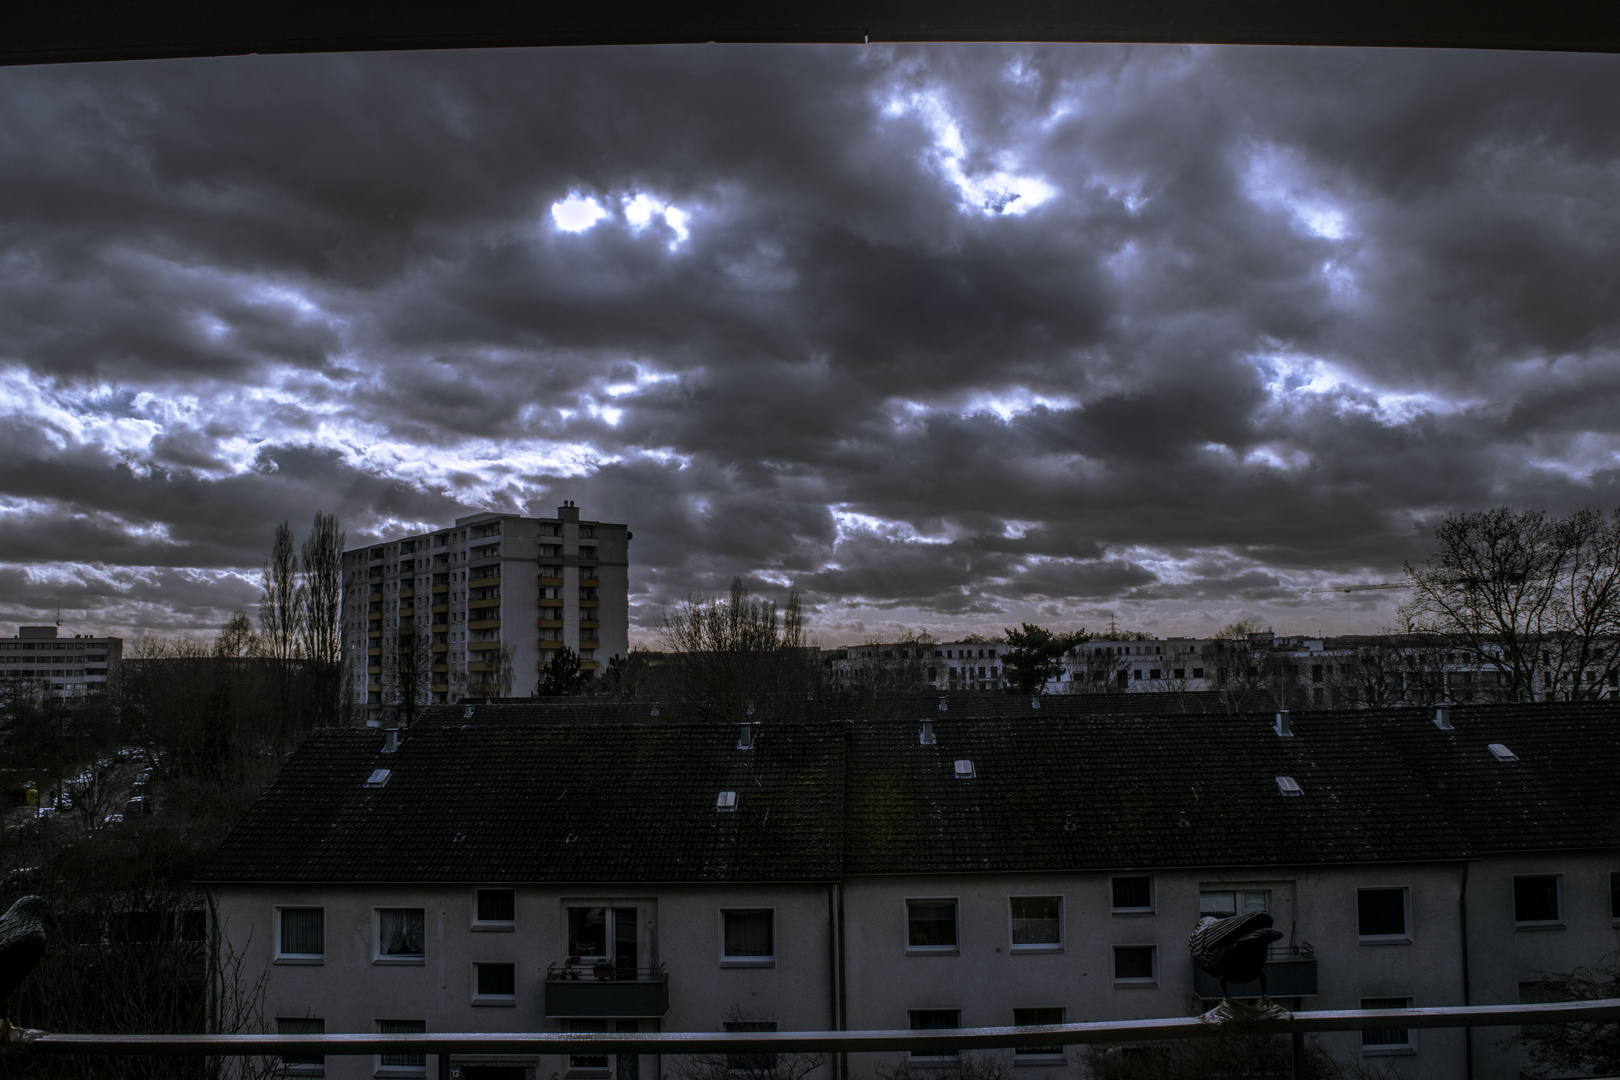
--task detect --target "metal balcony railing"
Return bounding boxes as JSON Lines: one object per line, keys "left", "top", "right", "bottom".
{"left": 13, "top": 1000, "right": 1620, "bottom": 1078}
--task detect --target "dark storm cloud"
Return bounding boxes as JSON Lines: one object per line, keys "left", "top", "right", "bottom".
{"left": 1, "top": 45, "right": 1618, "bottom": 640}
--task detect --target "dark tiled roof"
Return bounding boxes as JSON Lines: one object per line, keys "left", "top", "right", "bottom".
{"left": 197, "top": 700, "right": 1620, "bottom": 884}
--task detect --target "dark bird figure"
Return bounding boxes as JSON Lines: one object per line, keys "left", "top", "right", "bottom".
{"left": 0, "top": 895, "right": 54, "bottom": 1042}
{"left": 1189, "top": 910, "right": 1284, "bottom": 999}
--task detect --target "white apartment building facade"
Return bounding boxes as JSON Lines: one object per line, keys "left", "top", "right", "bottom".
{"left": 341, "top": 502, "right": 629, "bottom": 714}
{"left": 0, "top": 624, "right": 123, "bottom": 697}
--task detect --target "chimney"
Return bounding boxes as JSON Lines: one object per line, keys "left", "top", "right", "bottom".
{"left": 463, "top": 704, "right": 475, "bottom": 719}
{"left": 383, "top": 728, "right": 400, "bottom": 753}
{"left": 1275, "top": 710, "right": 1293, "bottom": 737}
{"left": 1434, "top": 707, "right": 1453, "bottom": 730}
{"left": 557, "top": 501, "right": 580, "bottom": 522}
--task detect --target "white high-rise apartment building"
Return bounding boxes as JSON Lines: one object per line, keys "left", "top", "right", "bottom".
{"left": 341, "top": 502, "right": 629, "bottom": 713}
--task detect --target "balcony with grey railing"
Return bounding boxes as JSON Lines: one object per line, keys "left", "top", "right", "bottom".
{"left": 1192, "top": 942, "right": 1317, "bottom": 999}
{"left": 13, "top": 1000, "right": 1620, "bottom": 1080}
{"left": 543, "top": 962, "right": 669, "bottom": 1018}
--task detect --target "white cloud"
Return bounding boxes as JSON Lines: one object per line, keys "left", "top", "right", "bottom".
{"left": 551, "top": 194, "right": 609, "bottom": 233}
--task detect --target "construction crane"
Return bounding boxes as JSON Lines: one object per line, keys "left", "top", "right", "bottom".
{"left": 1307, "top": 581, "right": 1413, "bottom": 595}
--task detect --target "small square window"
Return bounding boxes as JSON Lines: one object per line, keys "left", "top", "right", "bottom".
{"left": 277, "top": 1017, "right": 324, "bottom": 1075}
{"left": 1113, "top": 945, "right": 1157, "bottom": 985}
{"left": 1111, "top": 876, "right": 1154, "bottom": 915}
{"left": 376, "top": 908, "right": 426, "bottom": 962}
{"left": 474, "top": 961, "right": 516, "bottom": 1004}
{"left": 1360, "top": 998, "right": 1413, "bottom": 1054}
{"left": 1009, "top": 896, "right": 1061, "bottom": 950}
{"left": 278, "top": 907, "right": 325, "bottom": 962}
{"left": 907, "top": 899, "right": 958, "bottom": 952}
{"left": 378, "top": 1019, "right": 426, "bottom": 1076}
{"left": 722, "top": 909, "right": 775, "bottom": 966}
{"left": 1514, "top": 875, "right": 1563, "bottom": 926}
{"left": 475, "top": 889, "right": 515, "bottom": 928}
{"left": 1357, "top": 888, "right": 1409, "bottom": 940}
{"left": 909, "top": 1009, "right": 961, "bottom": 1059}
{"left": 1012, "top": 1007, "right": 1065, "bottom": 1062}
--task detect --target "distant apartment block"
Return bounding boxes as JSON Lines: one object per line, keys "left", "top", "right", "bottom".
{"left": 341, "top": 502, "right": 629, "bottom": 712}
{"left": 0, "top": 624, "right": 122, "bottom": 696}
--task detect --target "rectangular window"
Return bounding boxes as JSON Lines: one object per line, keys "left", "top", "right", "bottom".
{"left": 723, "top": 1019, "right": 778, "bottom": 1075}
{"left": 566, "top": 906, "right": 638, "bottom": 972}
{"left": 1012, "top": 1007, "right": 1065, "bottom": 1062}
{"left": 1111, "top": 876, "right": 1154, "bottom": 915}
{"left": 1611, "top": 871, "right": 1620, "bottom": 920}
{"left": 722, "top": 909, "right": 775, "bottom": 966}
{"left": 908, "top": 1009, "right": 961, "bottom": 1059}
{"left": 1360, "top": 998, "right": 1413, "bottom": 1053}
{"left": 1357, "top": 888, "right": 1409, "bottom": 940}
{"left": 276, "top": 1017, "right": 324, "bottom": 1075}
{"left": 1514, "top": 875, "right": 1563, "bottom": 926}
{"left": 376, "top": 908, "right": 425, "bottom": 962}
{"left": 474, "top": 961, "right": 516, "bottom": 1004}
{"left": 378, "top": 1019, "right": 426, "bottom": 1075}
{"left": 1113, "top": 945, "right": 1157, "bottom": 985}
{"left": 1009, "top": 896, "right": 1061, "bottom": 950}
{"left": 1200, "top": 890, "right": 1269, "bottom": 919}
{"left": 278, "top": 907, "right": 325, "bottom": 962}
{"left": 906, "top": 898, "right": 958, "bottom": 952}
{"left": 475, "top": 889, "right": 515, "bottom": 928}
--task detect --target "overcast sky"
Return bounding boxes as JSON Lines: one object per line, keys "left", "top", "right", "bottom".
{"left": 2, "top": 44, "right": 1618, "bottom": 646}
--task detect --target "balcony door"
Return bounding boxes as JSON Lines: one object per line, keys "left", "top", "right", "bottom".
{"left": 567, "top": 906, "right": 638, "bottom": 975}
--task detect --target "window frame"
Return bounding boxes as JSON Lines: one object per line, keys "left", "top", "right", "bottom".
{"left": 472, "top": 961, "right": 517, "bottom": 1007}
{"left": 1011, "top": 1007, "right": 1066, "bottom": 1065}
{"left": 1111, "top": 944, "right": 1158, "bottom": 988}
{"left": 907, "top": 1009, "right": 962, "bottom": 1061}
{"left": 1356, "top": 886, "right": 1412, "bottom": 944}
{"left": 1008, "top": 895, "right": 1063, "bottom": 953}
{"left": 274, "top": 905, "right": 326, "bottom": 965}
{"left": 904, "top": 897, "right": 960, "bottom": 955}
{"left": 720, "top": 907, "right": 777, "bottom": 968}
{"left": 1110, "top": 875, "right": 1156, "bottom": 917}
{"left": 472, "top": 888, "right": 516, "bottom": 932}
{"left": 1360, "top": 997, "right": 1415, "bottom": 1055}
{"left": 1513, "top": 873, "right": 1565, "bottom": 929}
{"left": 374, "top": 907, "right": 427, "bottom": 966}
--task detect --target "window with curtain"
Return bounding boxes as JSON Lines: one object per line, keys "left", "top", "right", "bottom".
{"left": 378, "top": 908, "right": 425, "bottom": 958}
{"left": 279, "top": 908, "right": 324, "bottom": 958}
{"left": 723, "top": 910, "right": 774, "bottom": 962}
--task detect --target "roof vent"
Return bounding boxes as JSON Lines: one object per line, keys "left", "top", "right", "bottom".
{"left": 745, "top": 700, "right": 755, "bottom": 717}
{"left": 1488, "top": 742, "right": 1518, "bottom": 761}
{"left": 366, "top": 768, "right": 391, "bottom": 788}
{"left": 651, "top": 702, "right": 661, "bottom": 717}
{"left": 463, "top": 705, "right": 474, "bottom": 719}
{"left": 954, "top": 759, "right": 976, "bottom": 779}
{"left": 920, "top": 719, "right": 936, "bottom": 745}
{"left": 1030, "top": 696, "right": 1041, "bottom": 709}
{"left": 1434, "top": 707, "right": 1453, "bottom": 730}
{"left": 738, "top": 723, "right": 755, "bottom": 750}
{"left": 1275, "top": 775, "right": 1302, "bottom": 796}
{"left": 716, "top": 790, "right": 738, "bottom": 811}
{"left": 1275, "top": 710, "right": 1292, "bottom": 737}
{"left": 938, "top": 696, "right": 948, "bottom": 713}
{"left": 383, "top": 729, "right": 400, "bottom": 753}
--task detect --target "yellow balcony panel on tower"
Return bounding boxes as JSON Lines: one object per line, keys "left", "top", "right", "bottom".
{"left": 580, "top": 639, "right": 601, "bottom": 649}
{"left": 538, "top": 619, "right": 564, "bottom": 629}
{"left": 368, "top": 648, "right": 382, "bottom": 657}
{"left": 538, "top": 576, "right": 564, "bottom": 587}
{"left": 469, "top": 596, "right": 502, "bottom": 610}
{"left": 433, "top": 584, "right": 449, "bottom": 594}
{"left": 468, "top": 661, "right": 494, "bottom": 673}
{"left": 430, "top": 622, "right": 448, "bottom": 634}
{"left": 368, "top": 630, "right": 383, "bottom": 639}
{"left": 369, "top": 593, "right": 382, "bottom": 602}
{"left": 580, "top": 619, "right": 600, "bottom": 630}
{"left": 399, "top": 587, "right": 414, "bottom": 599}
{"left": 581, "top": 661, "right": 600, "bottom": 671}
{"left": 398, "top": 607, "right": 413, "bottom": 619}
{"left": 469, "top": 618, "right": 501, "bottom": 631}
{"left": 369, "top": 612, "right": 382, "bottom": 621}
{"left": 432, "top": 604, "right": 449, "bottom": 614}
{"left": 431, "top": 643, "right": 448, "bottom": 654}
{"left": 431, "top": 682, "right": 449, "bottom": 693}
{"left": 579, "top": 599, "right": 600, "bottom": 609}
{"left": 468, "top": 575, "right": 501, "bottom": 590}
{"left": 579, "top": 577, "right": 601, "bottom": 587}
{"left": 468, "top": 640, "right": 502, "bottom": 651}
{"left": 367, "top": 683, "right": 382, "bottom": 693}
{"left": 367, "top": 665, "right": 382, "bottom": 676}
{"left": 432, "top": 665, "right": 448, "bottom": 675}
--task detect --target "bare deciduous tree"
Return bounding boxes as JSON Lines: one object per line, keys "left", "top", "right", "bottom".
{"left": 257, "top": 521, "right": 303, "bottom": 665}
{"left": 660, "top": 577, "right": 816, "bottom": 719}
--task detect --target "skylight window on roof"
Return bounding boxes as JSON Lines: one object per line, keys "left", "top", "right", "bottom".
{"left": 738, "top": 723, "right": 755, "bottom": 750}
{"left": 954, "top": 759, "right": 976, "bottom": 779}
{"left": 1488, "top": 743, "right": 1518, "bottom": 761}
{"left": 366, "top": 768, "right": 391, "bottom": 788}
{"left": 1275, "top": 775, "right": 1301, "bottom": 796}
{"left": 717, "top": 791, "right": 738, "bottom": 811}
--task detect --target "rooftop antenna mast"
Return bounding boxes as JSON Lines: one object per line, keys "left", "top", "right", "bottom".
{"left": 55, "top": 608, "right": 61, "bottom": 629}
